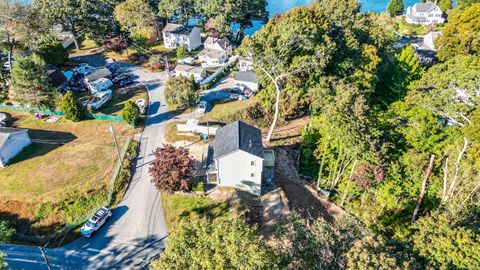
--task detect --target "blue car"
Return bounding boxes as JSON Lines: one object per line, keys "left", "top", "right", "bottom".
{"left": 119, "top": 78, "right": 134, "bottom": 87}
{"left": 80, "top": 207, "right": 112, "bottom": 238}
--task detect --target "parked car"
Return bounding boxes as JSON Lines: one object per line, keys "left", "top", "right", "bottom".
{"left": 112, "top": 74, "right": 131, "bottom": 83}
{"left": 83, "top": 90, "right": 112, "bottom": 111}
{"left": 197, "top": 100, "right": 208, "bottom": 114}
{"left": 87, "top": 78, "right": 113, "bottom": 93}
{"left": 74, "top": 64, "right": 96, "bottom": 76}
{"left": 80, "top": 207, "right": 112, "bottom": 238}
{"left": 178, "top": 57, "right": 195, "bottom": 65}
{"left": 119, "top": 78, "right": 134, "bottom": 87}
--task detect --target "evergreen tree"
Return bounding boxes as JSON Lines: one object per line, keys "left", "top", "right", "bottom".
{"left": 11, "top": 55, "right": 55, "bottom": 108}
{"left": 387, "top": 0, "right": 405, "bottom": 17}
{"left": 35, "top": 42, "right": 69, "bottom": 67}
{"left": 121, "top": 100, "right": 140, "bottom": 124}
{"left": 61, "top": 91, "right": 84, "bottom": 122}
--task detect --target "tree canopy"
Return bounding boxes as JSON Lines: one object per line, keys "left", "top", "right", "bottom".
{"left": 387, "top": 0, "right": 404, "bottom": 17}
{"left": 436, "top": 4, "right": 480, "bottom": 61}
{"left": 151, "top": 217, "right": 279, "bottom": 270}
{"left": 164, "top": 76, "right": 197, "bottom": 109}
{"left": 115, "top": 0, "right": 156, "bottom": 40}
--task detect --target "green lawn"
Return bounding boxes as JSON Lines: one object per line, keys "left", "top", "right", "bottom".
{"left": 161, "top": 192, "right": 230, "bottom": 229}
{"left": 98, "top": 85, "right": 148, "bottom": 116}
{"left": 200, "top": 98, "right": 256, "bottom": 124}
{"left": 397, "top": 17, "right": 429, "bottom": 36}
{"left": 0, "top": 111, "right": 135, "bottom": 237}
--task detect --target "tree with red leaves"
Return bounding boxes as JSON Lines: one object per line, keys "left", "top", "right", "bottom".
{"left": 102, "top": 37, "right": 127, "bottom": 55}
{"left": 149, "top": 144, "right": 194, "bottom": 193}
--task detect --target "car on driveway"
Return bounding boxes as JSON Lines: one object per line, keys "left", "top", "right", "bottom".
{"left": 119, "top": 78, "right": 134, "bottom": 87}
{"left": 80, "top": 207, "right": 112, "bottom": 238}
{"left": 112, "top": 74, "right": 131, "bottom": 83}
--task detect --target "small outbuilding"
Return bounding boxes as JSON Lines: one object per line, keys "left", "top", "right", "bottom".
{"left": 175, "top": 64, "right": 207, "bottom": 82}
{"left": 234, "top": 71, "right": 259, "bottom": 92}
{"left": 45, "top": 64, "right": 68, "bottom": 90}
{"left": 0, "top": 127, "right": 31, "bottom": 167}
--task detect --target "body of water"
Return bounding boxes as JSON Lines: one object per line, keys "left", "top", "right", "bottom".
{"left": 244, "top": 0, "right": 418, "bottom": 35}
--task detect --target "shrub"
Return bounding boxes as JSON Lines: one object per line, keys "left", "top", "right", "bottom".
{"left": 164, "top": 76, "right": 197, "bottom": 109}
{"left": 191, "top": 181, "right": 204, "bottom": 193}
{"left": 0, "top": 221, "right": 15, "bottom": 243}
{"left": 121, "top": 100, "right": 140, "bottom": 124}
{"left": 148, "top": 54, "right": 164, "bottom": 72}
{"left": 149, "top": 144, "right": 194, "bottom": 193}
{"left": 176, "top": 45, "right": 187, "bottom": 59}
{"left": 35, "top": 42, "right": 69, "bottom": 67}
{"left": 61, "top": 91, "right": 84, "bottom": 122}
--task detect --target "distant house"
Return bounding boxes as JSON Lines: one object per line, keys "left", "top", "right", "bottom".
{"left": 412, "top": 31, "right": 442, "bottom": 66}
{"left": 234, "top": 71, "right": 259, "bottom": 92}
{"left": 206, "top": 121, "right": 274, "bottom": 196}
{"left": 162, "top": 23, "right": 202, "bottom": 51}
{"left": 175, "top": 64, "right": 207, "bottom": 82}
{"left": 0, "top": 127, "right": 31, "bottom": 167}
{"left": 238, "top": 56, "right": 254, "bottom": 72}
{"left": 45, "top": 64, "right": 67, "bottom": 90}
{"left": 198, "top": 37, "right": 232, "bottom": 67}
{"left": 405, "top": 2, "right": 445, "bottom": 25}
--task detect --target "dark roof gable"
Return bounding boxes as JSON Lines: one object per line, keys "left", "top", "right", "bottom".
{"left": 209, "top": 121, "right": 264, "bottom": 161}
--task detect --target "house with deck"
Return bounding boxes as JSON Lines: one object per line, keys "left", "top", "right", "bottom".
{"left": 405, "top": 2, "right": 445, "bottom": 25}
{"left": 206, "top": 121, "right": 275, "bottom": 196}
{"left": 162, "top": 23, "right": 202, "bottom": 51}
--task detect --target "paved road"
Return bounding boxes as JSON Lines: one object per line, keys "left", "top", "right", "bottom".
{"left": 0, "top": 63, "right": 170, "bottom": 269}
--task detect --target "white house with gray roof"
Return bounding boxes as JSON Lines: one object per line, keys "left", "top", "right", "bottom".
{"left": 162, "top": 23, "right": 202, "bottom": 51}
{"left": 175, "top": 64, "right": 207, "bottom": 82}
{"left": 0, "top": 127, "right": 31, "bottom": 167}
{"left": 405, "top": 2, "right": 445, "bottom": 25}
{"left": 198, "top": 37, "right": 233, "bottom": 67}
{"left": 234, "top": 71, "right": 259, "bottom": 92}
{"left": 206, "top": 121, "right": 274, "bottom": 195}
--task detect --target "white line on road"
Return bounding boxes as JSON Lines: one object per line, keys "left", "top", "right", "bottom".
{"left": 86, "top": 248, "right": 112, "bottom": 255}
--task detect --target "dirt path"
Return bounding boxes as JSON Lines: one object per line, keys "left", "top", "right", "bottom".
{"left": 273, "top": 145, "right": 344, "bottom": 226}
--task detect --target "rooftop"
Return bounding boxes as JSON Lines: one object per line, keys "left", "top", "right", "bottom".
{"left": 413, "top": 2, "right": 439, "bottom": 13}
{"left": 235, "top": 71, "right": 258, "bottom": 83}
{"left": 163, "top": 23, "right": 195, "bottom": 35}
{"left": 175, "top": 64, "right": 205, "bottom": 74}
{"left": 207, "top": 120, "right": 264, "bottom": 165}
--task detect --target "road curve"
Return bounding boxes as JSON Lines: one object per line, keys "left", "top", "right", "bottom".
{"left": 0, "top": 64, "right": 170, "bottom": 270}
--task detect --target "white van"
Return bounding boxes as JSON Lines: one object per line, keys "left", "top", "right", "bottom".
{"left": 74, "top": 64, "right": 96, "bottom": 76}
{"left": 87, "top": 78, "right": 113, "bottom": 93}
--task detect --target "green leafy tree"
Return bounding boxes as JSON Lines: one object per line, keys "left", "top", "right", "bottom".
{"left": 456, "top": 0, "right": 480, "bottom": 9}
{"left": 0, "top": 221, "right": 14, "bottom": 243}
{"left": 436, "top": 4, "right": 480, "bottom": 61}
{"left": 176, "top": 45, "right": 187, "bottom": 58}
{"left": 387, "top": 0, "right": 404, "bottom": 17}
{"left": 157, "top": 0, "right": 195, "bottom": 24}
{"left": 35, "top": 42, "right": 69, "bottom": 67}
{"left": 61, "top": 91, "right": 83, "bottom": 121}
{"left": 115, "top": 0, "right": 156, "bottom": 40}
{"left": 11, "top": 55, "right": 55, "bottom": 108}
{"left": 164, "top": 76, "right": 197, "bottom": 109}
{"left": 121, "top": 100, "right": 140, "bottom": 124}
{"left": 347, "top": 236, "right": 421, "bottom": 270}
{"left": 438, "top": 0, "right": 453, "bottom": 11}
{"left": 34, "top": 0, "right": 120, "bottom": 49}
{"left": 412, "top": 211, "right": 480, "bottom": 269}
{"left": 151, "top": 217, "right": 279, "bottom": 269}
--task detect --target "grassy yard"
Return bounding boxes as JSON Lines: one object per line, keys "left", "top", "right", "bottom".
{"left": 200, "top": 98, "right": 256, "bottom": 124}
{"left": 397, "top": 17, "right": 429, "bottom": 36}
{"left": 98, "top": 85, "right": 148, "bottom": 116}
{"left": 161, "top": 192, "right": 231, "bottom": 229}
{"left": 0, "top": 110, "right": 135, "bottom": 238}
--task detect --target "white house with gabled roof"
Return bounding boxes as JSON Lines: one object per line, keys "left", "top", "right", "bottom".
{"left": 162, "top": 23, "right": 202, "bottom": 51}
{"left": 405, "top": 2, "right": 445, "bottom": 25}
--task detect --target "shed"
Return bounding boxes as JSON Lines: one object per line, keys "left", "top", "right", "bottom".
{"left": 234, "top": 71, "right": 259, "bottom": 92}
{"left": 45, "top": 64, "right": 68, "bottom": 90}
{"left": 0, "top": 127, "right": 31, "bottom": 167}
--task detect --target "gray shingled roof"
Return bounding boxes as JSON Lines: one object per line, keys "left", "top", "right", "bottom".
{"left": 235, "top": 71, "right": 258, "bottom": 83}
{"left": 206, "top": 121, "right": 264, "bottom": 170}
{"left": 45, "top": 64, "right": 67, "bottom": 89}
{"left": 414, "top": 2, "right": 438, "bottom": 13}
{"left": 162, "top": 23, "right": 193, "bottom": 34}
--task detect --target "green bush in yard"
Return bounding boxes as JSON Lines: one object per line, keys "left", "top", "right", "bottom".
{"left": 61, "top": 91, "right": 84, "bottom": 122}
{"left": 164, "top": 76, "right": 197, "bottom": 109}
{"left": 121, "top": 100, "right": 140, "bottom": 124}
{"left": 176, "top": 45, "right": 187, "bottom": 59}
{"left": 35, "top": 42, "right": 69, "bottom": 67}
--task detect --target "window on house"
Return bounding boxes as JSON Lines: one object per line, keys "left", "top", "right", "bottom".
{"left": 251, "top": 161, "right": 255, "bottom": 166}
{"left": 251, "top": 173, "right": 255, "bottom": 178}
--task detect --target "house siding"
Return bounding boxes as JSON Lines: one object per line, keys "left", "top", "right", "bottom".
{"left": 0, "top": 131, "right": 31, "bottom": 167}
{"left": 217, "top": 150, "right": 263, "bottom": 196}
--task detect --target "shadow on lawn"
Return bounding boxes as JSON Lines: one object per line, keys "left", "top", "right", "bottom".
{"left": 7, "top": 129, "right": 77, "bottom": 166}
{"left": 99, "top": 86, "right": 146, "bottom": 115}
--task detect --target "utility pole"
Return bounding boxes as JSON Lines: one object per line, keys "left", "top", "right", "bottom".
{"left": 39, "top": 247, "right": 52, "bottom": 270}
{"left": 109, "top": 123, "right": 123, "bottom": 170}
